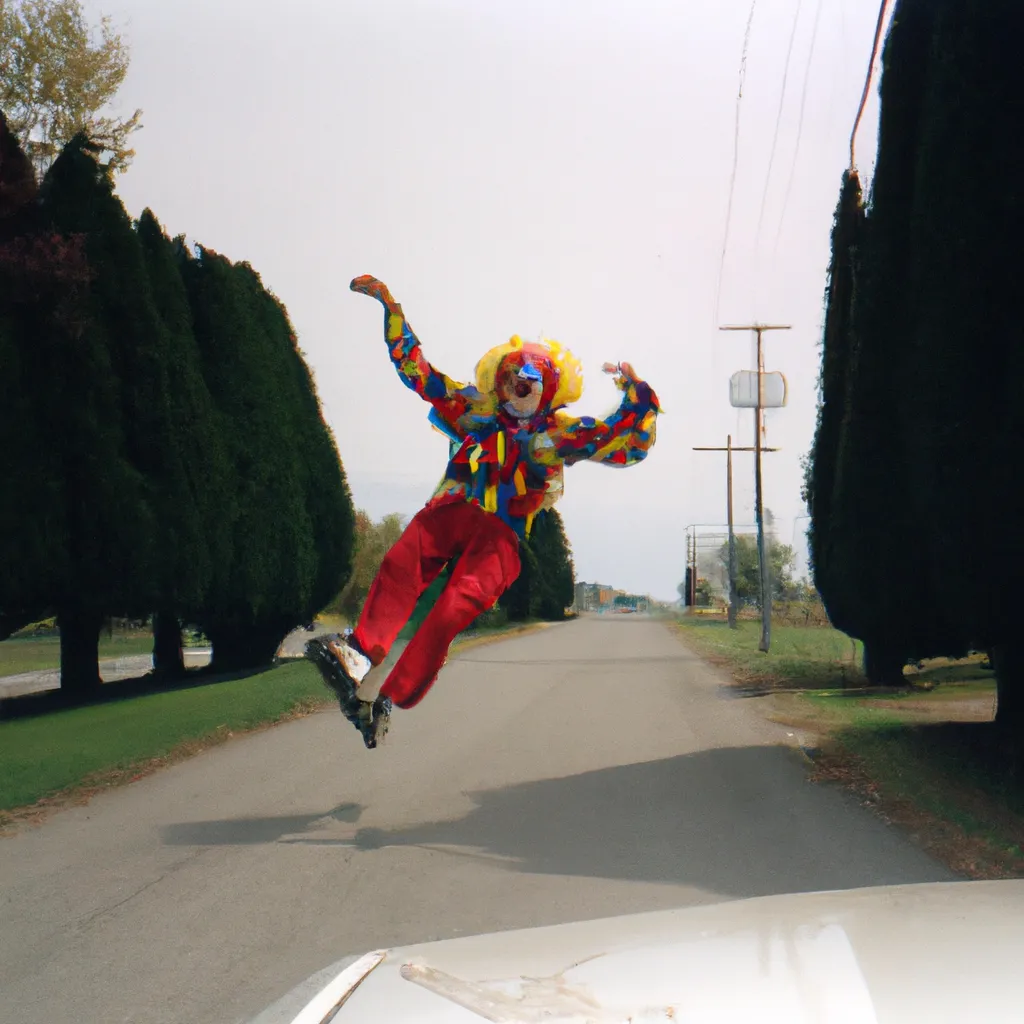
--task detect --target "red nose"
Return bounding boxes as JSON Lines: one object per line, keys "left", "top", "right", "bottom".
{"left": 514, "top": 380, "right": 532, "bottom": 398}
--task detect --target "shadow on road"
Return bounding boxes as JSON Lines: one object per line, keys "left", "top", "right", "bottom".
{"left": 162, "top": 802, "right": 363, "bottom": 846}
{"left": 162, "top": 747, "right": 952, "bottom": 899}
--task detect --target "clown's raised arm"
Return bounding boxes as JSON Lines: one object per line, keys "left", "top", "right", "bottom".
{"left": 549, "top": 362, "right": 661, "bottom": 467}
{"left": 350, "top": 275, "right": 479, "bottom": 438}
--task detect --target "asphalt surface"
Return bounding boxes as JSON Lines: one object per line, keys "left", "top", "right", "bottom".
{"left": 0, "top": 616, "right": 955, "bottom": 1024}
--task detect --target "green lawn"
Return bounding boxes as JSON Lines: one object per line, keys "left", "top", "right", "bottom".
{"left": 0, "top": 660, "right": 331, "bottom": 813}
{"left": 673, "top": 616, "right": 865, "bottom": 688}
{"left": 0, "top": 634, "right": 156, "bottom": 678}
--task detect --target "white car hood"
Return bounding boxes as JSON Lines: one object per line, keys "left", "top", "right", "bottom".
{"left": 257, "top": 881, "right": 1024, "bottom": 1024}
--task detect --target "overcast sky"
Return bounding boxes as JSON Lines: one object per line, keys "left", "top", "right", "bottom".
{"left": 101, "top": 0, "right": 888, "bottom": 603}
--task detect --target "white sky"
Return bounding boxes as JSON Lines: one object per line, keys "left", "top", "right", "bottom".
{"left": 101, "top": 0, "right": 887, "bottom": 603}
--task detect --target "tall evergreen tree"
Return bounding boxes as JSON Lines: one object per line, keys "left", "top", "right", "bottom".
{"left": 180, "top": 247, "right": 354, "bottom": 670}
{"left": 134, "top": 210, "right": 232, "bottom": 675}
{"left": 529, "top": 509, "right": 575, "bottom": 620}
{"left": 808, "top": 0, "right": 962, "bottom": 683}
{"left": 0, "top": 110, "right": 36, "bottom": 219}
{"left": 0, "top": 121, "right": 57, "bottom": 640}
{"left": 499, "top": 541, "right": 536, "bottom": 623}
{"left": 26, "top": 135, "right": 166, "bottom": 695}
{"left": 267, "top": 285, "right": 355, "bottom": 630}
{"left": 1, "top": 123, "right": 354, "bottom": 684}
{"left": 807, "top": 170, "right": 865, "bottom": 633}
{"left": 897, "top": 0, "right": 1024, "bottom": 724}
{"left": 498, "top": 509, "right": 574, "bottom": 622}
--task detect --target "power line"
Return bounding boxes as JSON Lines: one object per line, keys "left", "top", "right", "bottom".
{"left": 773, "top": 0, "right": 825, "bottom": 257}
{"left": 713, "top": 0, "right": 758, "bottom": 327}
{"left": 850, "top": 0, "right": 892, "bottom": 172}
{"left": 754, "top": 0, "right": 804, "bottom": 263}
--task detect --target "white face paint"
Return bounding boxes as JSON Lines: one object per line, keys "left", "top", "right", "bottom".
{"left": 499, "top": 363, "right": 544, "bottom": 419}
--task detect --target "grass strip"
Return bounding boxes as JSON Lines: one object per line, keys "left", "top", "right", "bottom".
{"left": 0, "top": 634, "right": 156, "bottom": 678}
{"left": 0, "top": 618, "right": 553, "bottom": 832}
{"left": 671, "top": 615, "right": 1024, "bottom": 880}
{"left": 0, "top": 661, "right": 329, "bottom": 817}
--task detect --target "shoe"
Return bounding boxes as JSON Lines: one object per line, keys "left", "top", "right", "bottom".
{"left": 304, "top": 635, "right": 390, "bottom": 748}
{"left": 354, "top": 694, "right": 392, "bottom": 749}
{"left": 304, "top": 633, "right": 370, "bottom": 712}
{"left": 328, "top": 632, "right": 373, "bottom": 684}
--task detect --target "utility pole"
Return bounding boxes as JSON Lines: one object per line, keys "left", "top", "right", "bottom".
{"left": 689, "top": 530, "right": 697, "bottom": 608}
{"left": 694, "top": 435, "right": 780, "bottom": 629}
{"left": 727, "top": 437, "right": 736, "bottom": 628}
{"left": 683, "top": 527, "right": 699, "bottom": 609}
{"left": 721, "top": 323, "right": 790, "bottom": 652}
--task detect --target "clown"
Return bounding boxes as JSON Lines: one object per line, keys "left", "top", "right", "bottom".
{"left": 305, "top": 275, "right": 660, "bottom": 748}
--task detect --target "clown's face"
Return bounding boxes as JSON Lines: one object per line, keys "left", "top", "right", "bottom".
{"left": 497, "top": 359, "right": 545, "bottom": 419}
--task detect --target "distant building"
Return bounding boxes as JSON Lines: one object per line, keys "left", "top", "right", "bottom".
{"left": 574, "top": 583, "right": 658, "bottom": 614}
{"left": 574, "top": 581, "right": 610, "bottom": 612}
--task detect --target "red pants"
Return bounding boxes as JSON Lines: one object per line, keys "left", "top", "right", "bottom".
{"left": 352, "top": 498, "right": 521, "bottom": 709}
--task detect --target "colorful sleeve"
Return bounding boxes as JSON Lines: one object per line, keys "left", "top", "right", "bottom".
{"left": 381, "top": 303, "right": 475, "bottom": 436}
{"left": 550, "top": 376, "right": 660, "bottom": 467}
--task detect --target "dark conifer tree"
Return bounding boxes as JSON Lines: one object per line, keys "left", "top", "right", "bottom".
{"left": 180, "top": 247, "right": 354, "bottom": 670}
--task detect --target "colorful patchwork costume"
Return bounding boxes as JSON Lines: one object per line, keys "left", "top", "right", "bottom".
{"left": 305, "top": 275, "right": 660, "bottom": 747}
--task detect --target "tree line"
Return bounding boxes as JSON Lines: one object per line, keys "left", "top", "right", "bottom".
{"left": 498, "top": 508, "right": 575, "bottom": 622}
{"left": 680, "top": 530, "right": 804, "bottom": 609}
{"left": 0, "top": 118, "right": 355, "bottom": 696}
{"left": 0, "top": 0, "right": 578, "bottom": 702}
{"left": 805, "top": 0, "right": 1024, "bottom": 725}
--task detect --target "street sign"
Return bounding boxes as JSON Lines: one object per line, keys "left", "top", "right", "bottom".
{"left": 729, "top": 370, "right": 787, "bottom": 409}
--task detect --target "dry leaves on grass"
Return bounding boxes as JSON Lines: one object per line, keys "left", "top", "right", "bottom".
{"left": 810, "top": 744, "right": 1024, "bottom": 881}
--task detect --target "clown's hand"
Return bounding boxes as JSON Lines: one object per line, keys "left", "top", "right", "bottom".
{"left": 350, "top": 275, "right": 398, "bottom": 310}
{"left": 602, "top": 361, "right": 639, "bottom": 390}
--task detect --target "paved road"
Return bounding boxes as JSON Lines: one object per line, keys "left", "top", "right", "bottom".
{"left": 0, "top": 616, "right": 955, "bottom": 1024}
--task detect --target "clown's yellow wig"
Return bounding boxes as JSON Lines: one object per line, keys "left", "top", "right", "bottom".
{"left": 474, "top": 335, "right": 584, "bottom": 411}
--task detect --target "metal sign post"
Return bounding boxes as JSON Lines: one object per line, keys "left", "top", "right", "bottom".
{"left": 720, "top": 324, "right": 790, "bottom": 652}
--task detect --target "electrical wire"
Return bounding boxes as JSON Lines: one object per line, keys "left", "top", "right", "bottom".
{"left": 713, "top": 0, "right": 758, "bottom": 328}
{"left": 850, "top": 0, "right": 891, "bottom": 172}
{"left": 773, "top": 0, "right": 825, "bottom": 256}
{"left": 754, "top": 0, "right": 804, "bottom": 261}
